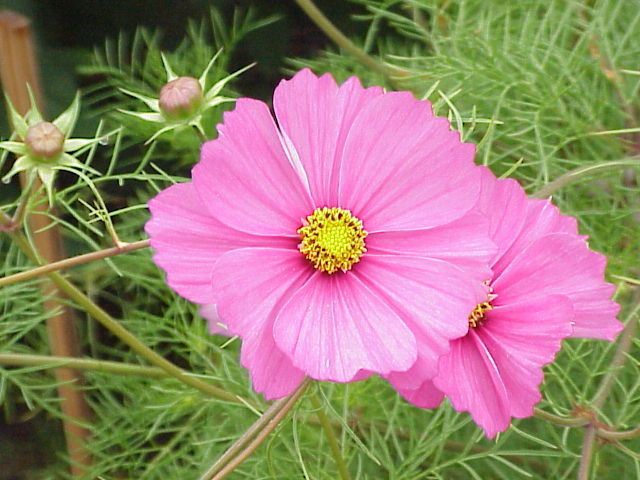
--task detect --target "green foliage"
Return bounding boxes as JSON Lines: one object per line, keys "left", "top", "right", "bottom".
{"left": 1, "top": 1, "right": 639, "bottom": 479}
{"left": 79, "top": 7, "right": 278, "bottom": 146}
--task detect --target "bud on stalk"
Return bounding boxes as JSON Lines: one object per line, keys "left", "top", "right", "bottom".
{"left": 159, "top": 76, "right": 203, "bottom": 119}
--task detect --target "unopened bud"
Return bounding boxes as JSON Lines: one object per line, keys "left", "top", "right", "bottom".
{"left": 159, "top": 76, "right": 203, "bottom": 119}
{"left": 25, "top": 122, "right": 64, "bottom": 160}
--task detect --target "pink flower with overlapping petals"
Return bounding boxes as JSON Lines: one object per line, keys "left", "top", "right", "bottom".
{"left": 145, "top": 69, "right": 496, "bottom": 399}
{"left": 393, "top": 167, "right": 622, "bottom": 437}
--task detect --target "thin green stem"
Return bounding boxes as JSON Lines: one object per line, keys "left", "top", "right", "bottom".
{"left": 597, "top": 425, "right": 640, "bottom": 441}
{"left": 199, "top": 379, "right": 310, "bottom": 480}
{"left": 577, "top": 292, "right": 640, "bottom": 479}
{"left": 0, "top": 208, "right": 14, "bottom": 231}
{"left": 8, "top": 231, "right": 246, "bottom": 405}
{"left": 0, "top": 352, "right": 167, "bottom": 378}
{"left": 534, "top": 408, "right": 588, "bottom": 428}
{"left": 591, "top": 299, "right": 640, "bottom": 410}
{"left": 309, "top": 391, "right": 351, "bottom": 480}
{"left": 193, "top": 124, "right": 208, "bottom": 143}
{"left": 532, "top": 158, "right": 640, "bottom": 198}
{"left": 533, "top": 408, "right": 640, "bottom": 441}
{"left": 293, "top": 0, "right": 407, "bottom": 88}
{"left": 12, "top": 170, "right": 37, "bottom": 226}
{"left": 212, "top": 382, "right": 309, "bottom": 480}
{"left": 578, "top": 426, "right": 598, "bottom": 480}
{"left": 198, "top": 399, "right": 290, "bottom": 479}
{"left": 0, "top": 239, "right": 150, "bottom": 288}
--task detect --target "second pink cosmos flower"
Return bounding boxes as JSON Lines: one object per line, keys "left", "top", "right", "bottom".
{"left": 392, "top": 168, "right": 622, "bottom": 437}
{"left": 145, "top": 69, "right": 496, "bottom": 398}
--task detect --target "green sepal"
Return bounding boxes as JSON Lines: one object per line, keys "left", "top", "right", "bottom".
{"left": 198, "top": 48, "right": 224, "bottom": 90}
{"left": 37, "top": 166, "right": 56, "bottom": 206}
{"left": 53, "top": 91, "right": 81, "bottom": 136}
{"left": 119, "top": 88, "right": 160, "bottom": 111}
{"left": 63, "top": 138, "right": 99, "bottom": 153}
{"left": 161, "top": 53, "right": 178, "bottom": 81}
{"left": 4, "top": 96, "right": 28, "bottom": 138}
{"left": 0, "top": 141, "right": 28, "bottom": 156}
{"left": 24, "top": 85, "right": 43, "bottom": 124}
{"left": 203, "top": 96, "right": 234, "bottom": 111}
{"left": 145, "top": 124, "right": 179, "bottom": 144}
{"left": 2, "top": 156, "right": 33, "bottom": 183}
{"left": 117, "top": 110, "right": 165, "bottom": 123}
{"left": 59, "top": 153, "right": 101, "bottom": 176}
{"left": 205, "top": 63, "right": 255, "bottom": 102}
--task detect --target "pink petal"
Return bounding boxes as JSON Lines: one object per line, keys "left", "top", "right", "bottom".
{"left": 211, "top": 248, "right": 312, "bottom": 337}
{"left": 358, "top": 254, "right": 487, "bottom": 383}
{"left": 476, "top": 168, "right": 581, "bottom": 275}
{"left": 524, "top": 198, "right": 579, "bottom": 236}
{"left": 146, "top": 182, "right": 291, "bottom": 304}
{"left": 273, "top": 272, "right": 417, "bottom": 382}
{"left": 492, "top": 198, "right": 581, "bottom": 276}
{"left": 386, "top": 353, "right": 438, "bottom": 391}
{"left": 193, "top": 98, "right": 314, "bottom": 237}
{"left": 338, "top": 91, "right": 481, "bottom": 232}
{"left": 201, "top": 301, "right": 303, "bottom": 399}
{"left": 240, "top": 323, "right": 306, "bottom": 400}
{"left": 434, "top": 296, "right": 574, "bottom": 437}
{"left": 492, "top": 233, "right": 622, "bottom": 340}
{"left": 273, "top": 69, "right": 384, "bottom": 206}
{"left": 483, "top": 298, "right": 574, "bottom": 360}
{"left": 561, "top": 285, "right": 620, "bottom": 339}
{"left": 475, "top": 168, "right": 529, "bottom": 266}
{"left": 206, "top": 249, "right": 307, "bottom": 399}
{"left": 366, "top": 212, "right": 496, "bottom": 276}
{"left": 477, "top": 297, "right": 573, "bottom": 418}
{"left": 395, "top": 379, "right": 445, "bottom": 409}
{"left": 434, "top": 331, "right": 511, "bottom": 438}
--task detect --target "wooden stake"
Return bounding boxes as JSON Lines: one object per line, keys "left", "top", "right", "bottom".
{"left": 0, "top": 11, "right": 92, "bottom": 477}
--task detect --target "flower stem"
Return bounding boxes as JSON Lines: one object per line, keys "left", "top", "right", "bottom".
{"left": 11, "top": 170, "right": 36, "bottom": 226}
{"left": 534, "top": 408, "right": 640, "bottom": 441}
{"left": 293, "top": 0, "right": 407, "bottom": 88}
{"left": 309, "top": 391, "right": 351, "bottom": 480}
{"left": 198, "top": 379, "right": 310, "bottom": 480}
{"left": 591, "top": 299, "right": 640, "bottom": 410}
{"left": 533, "top": 408, "right": 588, "bottom": 428}
{"left": 8, "top": 231, "right": 245, "bottom": 405}
{"left": 0, "top": 352, "right": 167, "bottom": 378}
{"left": 532, "top": 157, "right": 639, "bottom": 198}
{"left": 577, "top": 292, "right": 640, "bottom": 478}
{"left": 0, "top": 239, "right": 150, "bottom": 287}
{"left": 578, "top": 426, "right": 598, "bottom": 480}
{"left": 597, "top": 425, "right": 640, "bottom": 441}
{"left": 0, "top": 209, "right": 12, "bottom": 230}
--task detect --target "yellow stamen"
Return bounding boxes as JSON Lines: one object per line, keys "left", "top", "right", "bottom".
{"left": 298, "top": 207, "right": 367, "bottom": 274}
{"left": 468, "top": 301, "right": 493, "bottom": 328}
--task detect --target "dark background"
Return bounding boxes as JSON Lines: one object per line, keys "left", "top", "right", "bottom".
{"left": 0, "top": 0, "right": 366, "bottom": 121}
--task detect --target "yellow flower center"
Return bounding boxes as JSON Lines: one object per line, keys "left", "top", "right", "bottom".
{"left": 468, "top": 301, "right": 493, "bottom": 328}
{"left": 298, "top": 207, "right": 367, "bottom": 274}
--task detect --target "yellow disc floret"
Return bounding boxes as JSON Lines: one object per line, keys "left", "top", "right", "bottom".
{"left": 468, "top": 301, "right": 493, "bottom": 328}
{"left": 298, "top": 207, "right": 367, "bottom": 274}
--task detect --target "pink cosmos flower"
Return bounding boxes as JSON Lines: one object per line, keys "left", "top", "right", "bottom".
{"left": 145, "top": 69, "right": 496, "bottom": 399}
{"left": 392, "top": 167, "right": 622, "bottom": 438}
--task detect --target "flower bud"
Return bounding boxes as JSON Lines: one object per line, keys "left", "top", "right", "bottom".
{"left": 25, "top": 122, "right": 64, "bottom": 160}
{"left": 159, "top": 76, "right": 203, "bottom": 119}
